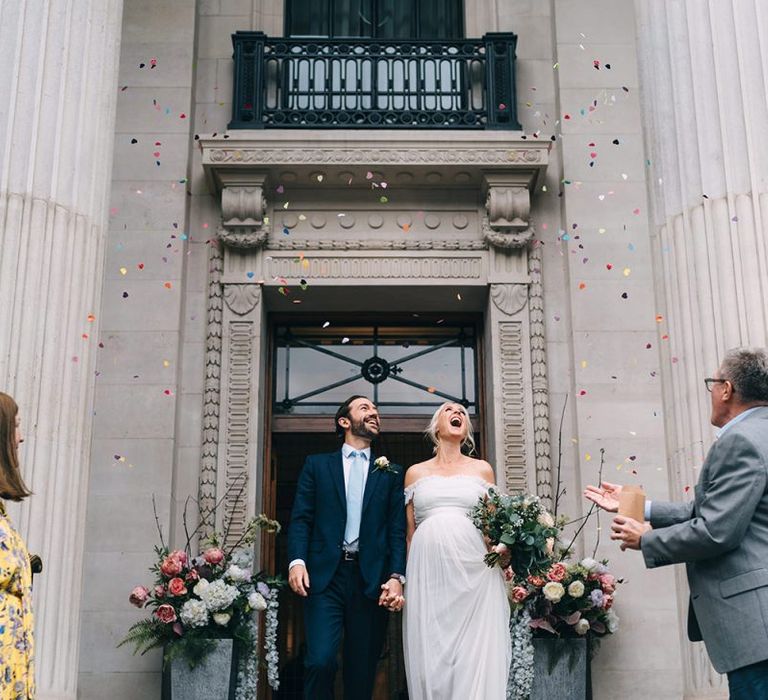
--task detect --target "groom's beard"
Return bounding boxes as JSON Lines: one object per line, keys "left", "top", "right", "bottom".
{"left": 350, "top": 415, "right": 379, "bottom": 440}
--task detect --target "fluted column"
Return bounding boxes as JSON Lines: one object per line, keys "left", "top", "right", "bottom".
{"left": 635, "top": 1, "right": 768, "bottom": 696}
{"left": 0, "top": 2, "right": 123, "bottom": 698}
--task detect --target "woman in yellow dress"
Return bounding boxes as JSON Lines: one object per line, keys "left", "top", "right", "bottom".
{"left": 0, "top": 393, "right": 34, "bottom": 699}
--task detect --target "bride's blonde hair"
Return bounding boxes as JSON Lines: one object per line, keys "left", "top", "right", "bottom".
{"left": 425, "top": 402, "right": 476, "bottom": 455}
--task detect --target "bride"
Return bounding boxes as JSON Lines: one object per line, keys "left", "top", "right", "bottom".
{"left": 403, "top": 401, "right": 511, "bottom": 699}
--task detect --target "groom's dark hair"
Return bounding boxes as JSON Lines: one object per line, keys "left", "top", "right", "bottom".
{"left": 334, "top": 395, "right": 368, "bottom": 437}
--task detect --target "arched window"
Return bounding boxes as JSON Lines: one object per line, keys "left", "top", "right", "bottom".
{"left": 286, "top": 0, "right": 464, "bottom": 39}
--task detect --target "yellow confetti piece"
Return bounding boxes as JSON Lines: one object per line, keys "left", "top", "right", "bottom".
{"left": 623, "top": 267, "right": 631, "bottom": 277}
{"left": 302, "top": 259, "right": 310, "bottom": 269}
{"left": 598, "top": 227, "right": 607, "bottom": 234}
{"left": 163, "top": 360, "right": 170, "bottom": 368}
{"left": 580, "top": 360, "right": 588, "bottom": 368}
{"left": 585, "top": 453, "right": 592, "bottom": 461}
{"left": 119, "top": 267, "right": 128, "bottom": 276}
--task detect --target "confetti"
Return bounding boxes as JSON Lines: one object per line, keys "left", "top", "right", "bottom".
{"left": 322, "top": 321, "right": 330, "bottom": 328}
{"left": 341, "top": 337, "right": 350, "bottom": 344}
{"left": 163, "top": 389, "right": 173, "bottom": 396}
{"left": 87, "top": 314, "right": 96, "bottom": 322}
{"left": 623, "top": 267, "right": 631, "bottom": 276}
{"left": 246, "top": 272, "right": 255, "bottom": 279}
{"left": 119, "top": 267, "right": 127, "bottom": 276}
{"left": 163, "top": 360, "right": 170, "bottom": 368}
{"left": 164, "top": 282, "right": 172, "bottom": 289}
{"left": 621, "top": 292, "right": 628, "bottom": 299}
{"left": 122, "top": 292, "right": 129, "bottom": 299}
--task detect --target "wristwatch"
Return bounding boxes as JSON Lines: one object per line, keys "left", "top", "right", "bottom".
{"left": 389, "top": 573, "right": 406, "bottom": 585}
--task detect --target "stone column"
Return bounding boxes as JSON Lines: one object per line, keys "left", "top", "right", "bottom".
{"left": 635, "top": 1, "right": 768, "bottom": 696}
{"left": 0, "top": 2, "right": 123, "bottom": 698}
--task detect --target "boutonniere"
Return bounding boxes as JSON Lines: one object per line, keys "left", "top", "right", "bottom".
{"left": 373, "top": 456, "right": 397, "bottom": 474}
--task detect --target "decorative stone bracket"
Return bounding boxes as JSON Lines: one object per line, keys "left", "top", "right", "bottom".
{"left": 482, "top": 172, "right": 536, "bottom": 249}
{"left": 217, "top": 172, "right": 270, "bottom": 249}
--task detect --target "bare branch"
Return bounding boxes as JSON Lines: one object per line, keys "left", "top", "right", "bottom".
{"left": 152, "top": 494, "right": 166, "bottom": 550}
{"left": 553, "top": 394, "right": 568, "bottom": 518}
{"left": 592, "top": 448, "right": 605, "bottom": 558}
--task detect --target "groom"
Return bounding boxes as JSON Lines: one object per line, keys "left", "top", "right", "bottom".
{"left": 287, "top": 395, "right": 407, "bottom": 699}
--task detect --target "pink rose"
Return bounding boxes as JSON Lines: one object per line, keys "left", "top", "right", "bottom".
{"left": 155, "top": 604, "right": 177, "bottom": 624}
{"left": 527, "top": 575, "right": 545, "bottom": 588}
{"left": 168, "top": 577, "right": 188, "bottom": 597}
{"left": 603, "top": 594, "right": 614, "bottom": 610}
{"left": 503, "top": 567, "right": 514, "bottom": 582}
{"left": 169, "top": 549, "right": 188, "bottom": 566}
{"left": 154, "top": 585, "right": 166, "bottom": 598}
{"left": 203, "top": 548, "right": 225, "bottom": 566}
{"left": 547, "top": 563, "right": 567, "bottom": 582}
{"left": 493, "top": 543, "right": 509, "bottom": 555}
{"left": 129, "top": 586, "right": 150, "bottom": 608}
{"left": 511, "top": 586, "right": 529, "bottom": 603}
{"left": 599, "top": 574, "right": 616, "bottom": 593}
{"left": 160, "top": 556, "right": 183, "bottom": 578}
{"left": 185, "top": 569, "right": 200, "bottom": 583}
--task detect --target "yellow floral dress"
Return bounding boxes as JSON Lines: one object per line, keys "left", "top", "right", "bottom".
{"left": 0, "top": 503, "right": 34, "bottom": 699}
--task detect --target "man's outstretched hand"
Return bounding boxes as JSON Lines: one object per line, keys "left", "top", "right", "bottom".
{"left": 584, "top": 481, "right": 623, "bottom": 513}
{"left": 288, "top": 564, "right": 310, "bottom": 597}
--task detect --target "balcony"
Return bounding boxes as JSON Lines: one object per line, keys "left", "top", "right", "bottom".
{"left": 228, "top": 31, "right": 522, "bottom": 131}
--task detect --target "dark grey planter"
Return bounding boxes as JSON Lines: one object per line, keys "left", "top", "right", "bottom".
{"left": 161, "top": 639, "right": 238, "bottom": 700}
{"left": 530, "top": 637, "right": 590, "bottom": 700}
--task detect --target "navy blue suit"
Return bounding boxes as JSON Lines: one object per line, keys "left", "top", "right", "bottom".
{"left": 287, "top": 450, "right": 406, "bottom": 699}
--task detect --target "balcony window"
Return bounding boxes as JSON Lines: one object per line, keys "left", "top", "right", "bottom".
{"left": 286, "top": 0, "right": 464, "bottom": 39}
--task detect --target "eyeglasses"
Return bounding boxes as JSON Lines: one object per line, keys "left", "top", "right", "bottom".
{"left": 704, "top": 378, "right": 728, "bottom": 393}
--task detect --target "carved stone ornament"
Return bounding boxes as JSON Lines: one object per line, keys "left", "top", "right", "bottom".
{"left": 217, "top": 173, "right": 270, "bottom": 249}
{"left": 482, "top": 173, "right": 535, "bottom": 249}
{"left": 490, "top": 283, "right": 528, "bottom": 316}
{"left": 223, "top": 283, "right": 262, "bottom": 316}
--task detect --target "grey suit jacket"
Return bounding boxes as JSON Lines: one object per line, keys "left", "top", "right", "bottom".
{"left": 641, "top": 406, "right": 768, "bottom": 674}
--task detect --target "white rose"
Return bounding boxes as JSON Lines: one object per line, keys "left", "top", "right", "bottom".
{"left": 605, "top": 610, "right": 620, "bottom": 633}
{"left": 574, "top": 618, "right": 590, "bottom": 635}
{"left": 579, "top": 557, "right": 599, "bottom": 571}
{"left": 193, "top": 578, "right": 210, "bottom": 597}
{"left": 248, "top": 590, "right": 267, "bottom": 611}
{"left": 538, "top": 511, "right": 555, "bottom": 527}
{"left": 212, "top": 611, "right": 231, "bottom": 626}
{"left": 542, "top": 581, "right": 565, "bottom": 603}
{"left": 567, "top": 580, "right": 585, "bottom": 598}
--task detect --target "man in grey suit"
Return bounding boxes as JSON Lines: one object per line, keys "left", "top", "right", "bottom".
{"left": 585, "top": 347, "right": 768, "bottom": 699}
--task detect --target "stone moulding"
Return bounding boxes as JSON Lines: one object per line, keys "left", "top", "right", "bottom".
{"left": 265, "top": 238, "right": 489, "bottom": 251}
{"left": 199, "top": 244, "right": 223, "bottom": 538}
{"left": 527, "top": 244, "right": 552, "bottom": 508}
{"left": 499, "top": 321, "right": 527, "bottom": 493}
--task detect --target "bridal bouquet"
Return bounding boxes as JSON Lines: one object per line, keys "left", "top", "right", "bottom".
{"left": 119, "top": 510, "right": 285, "bottom": 694}
{"left": 468, "top": 489, "right": 559, "bottom": 585}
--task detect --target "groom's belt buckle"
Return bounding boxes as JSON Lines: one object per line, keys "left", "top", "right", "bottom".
{"left": 342, "top": 550, "right": 358, "bottom": 561}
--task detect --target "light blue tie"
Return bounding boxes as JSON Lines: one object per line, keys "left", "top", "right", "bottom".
{"left": 344, "top": 450, "right": 366, "bottom": 546}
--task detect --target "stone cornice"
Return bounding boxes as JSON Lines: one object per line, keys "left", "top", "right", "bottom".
{"left": 200, "top": 131, "right": 549, "bottom": 250}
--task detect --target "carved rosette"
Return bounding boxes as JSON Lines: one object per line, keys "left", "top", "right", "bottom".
{"left": 199, "top": 243, "right": 223, "bottom": 538}
{"left": 528, "top": 244, "right": 552, "bottom": 508}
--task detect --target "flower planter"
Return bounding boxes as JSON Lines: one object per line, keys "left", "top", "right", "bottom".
{"left": 530, "top": 637, "right": 590, "bottom": 700}
{"left": 161, "top": 639, "right": 238, "bottom": 700}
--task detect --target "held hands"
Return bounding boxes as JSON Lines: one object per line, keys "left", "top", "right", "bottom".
{"left": 288, "top": 564, "right": 310, "bottom": 597}
{"left": 379, "top": 579, "right": 404, "bottom": 612}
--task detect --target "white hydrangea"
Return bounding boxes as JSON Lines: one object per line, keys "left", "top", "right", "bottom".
{"left": 574, "top": 618, "right": 591, "bottom": 635}
{"left": 507, "top": 608, "right": 534, "bottom": 700}
{"left": 567, "top": 580, "right": 585, "bottom": 598}
{"left": 230, "top": 548, "right": 252, "bottom": 568}
{"left": 226, "top": 564, "right": 252, "bottom": 583}
{"left": 180, "top": 599, "right": 209, "bottom": 628}
{"left": 200, "top": 579, "right": 240, "bottom": 612}
{"left": 248, "top": 590, "right": 267, "bottom": 611}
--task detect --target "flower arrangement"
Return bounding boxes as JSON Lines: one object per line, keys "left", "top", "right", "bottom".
{"left": 468, "top": 489, "right": 559, "bottom": 584}
{"left": 119, "top": 503, "right": 285, "bottom": 694}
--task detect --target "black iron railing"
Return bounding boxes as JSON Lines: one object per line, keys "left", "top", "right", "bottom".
{"left": 229, "top": 32, "right": 521, "bottom": 130}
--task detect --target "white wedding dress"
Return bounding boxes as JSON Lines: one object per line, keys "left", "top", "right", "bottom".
{"left": 403, "top": 475, "right": 511, "bottom": 699}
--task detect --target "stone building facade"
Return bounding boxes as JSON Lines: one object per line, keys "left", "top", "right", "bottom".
{"left": 2, "top": 0, "right": 766, "bottom": 698}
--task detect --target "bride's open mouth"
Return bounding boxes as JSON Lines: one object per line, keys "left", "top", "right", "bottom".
{"left": 449, "top": 415, "right": 462, "bottom": 427}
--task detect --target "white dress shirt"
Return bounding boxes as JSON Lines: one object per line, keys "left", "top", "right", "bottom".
{"left": 289, "top": 445, "right": 371, "bottom": 571}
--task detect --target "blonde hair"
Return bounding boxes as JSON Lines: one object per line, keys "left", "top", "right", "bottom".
{"left": 425, "top": 402, "right": 476, "bottom": 455}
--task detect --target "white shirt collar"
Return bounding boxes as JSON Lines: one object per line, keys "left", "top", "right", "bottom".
{"left": 715, "top": 406, "right": 762, "bottom": 439}
{"left": 342, "top": 444, "right": 370, "bottom": 459}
